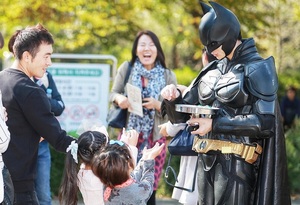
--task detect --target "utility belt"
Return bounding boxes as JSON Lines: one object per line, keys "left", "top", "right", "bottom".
{"left": 193, "top": 138, "right": 263, "bottom": 164}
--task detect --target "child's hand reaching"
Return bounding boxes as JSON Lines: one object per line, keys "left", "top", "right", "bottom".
{"left": 158, "top": 123, "right": 168, "bottom": 137}
{"left": 142, "top": 142, "right": 165, "bottom": 160}
{"left": 120, "top": 128, "right": 139, "bottom": 147}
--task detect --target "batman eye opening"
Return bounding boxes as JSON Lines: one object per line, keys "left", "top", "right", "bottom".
{"left": 209, "top": 41, "right": 218, "bottom": 48}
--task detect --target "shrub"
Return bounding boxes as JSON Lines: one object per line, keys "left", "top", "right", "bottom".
{"left": 285, "top": 118, "right": 300, "bottom": 195}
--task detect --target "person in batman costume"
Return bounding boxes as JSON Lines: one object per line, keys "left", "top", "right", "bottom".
{"left": 160, "top": 1, "right": 291, "bottom": 205}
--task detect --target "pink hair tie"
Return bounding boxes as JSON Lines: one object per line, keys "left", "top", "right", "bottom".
{"left": 103, "top": 187, "right": 112, "bottom": 201}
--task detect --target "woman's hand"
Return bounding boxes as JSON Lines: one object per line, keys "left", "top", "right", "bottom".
{"left": 187, "top": 117, "right": 213, "bottom": 136}
{"left": 115, "top": 95, "right": 130, "bottom": 109}
{"left": 160, "top": 84, "right": 179, "bottom": 101}
{"left": 158, "top": 123, "right": 168, "bottom": 136}
{"left": 142, "top": 97, "right": 161, "bottom": 111}
{"left": 177, "top": 85, "right": 188, "bottom": 94}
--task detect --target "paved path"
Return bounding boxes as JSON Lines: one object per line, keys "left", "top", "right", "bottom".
{"left": 52, "top": 197, "right": 300, "bottom": 205}
{"left": 293, "top": 197, "right": 300, "bottom": 205}
{"left": 52, "top": 198, "right": 181, "bottom": 205}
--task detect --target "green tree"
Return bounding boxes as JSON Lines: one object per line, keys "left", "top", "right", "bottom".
{"left": 1, "top": 0, "right": 278, "bottom": 71}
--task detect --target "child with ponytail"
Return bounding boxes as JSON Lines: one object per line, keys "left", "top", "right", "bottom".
{"left": 59, "top": 125, "right": 138, "bottom": 205}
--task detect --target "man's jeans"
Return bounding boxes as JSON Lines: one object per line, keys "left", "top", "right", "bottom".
{"left": 34, "top": 141, "right": 51, "bottom": 205}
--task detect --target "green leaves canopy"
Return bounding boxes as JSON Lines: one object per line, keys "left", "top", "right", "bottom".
{"left": 1, "top": 0, "right": 299, "bottom": 72}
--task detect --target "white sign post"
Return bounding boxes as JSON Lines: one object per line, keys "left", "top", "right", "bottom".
{"left": 48, "top": 63, "right": 111, "bottom": 132}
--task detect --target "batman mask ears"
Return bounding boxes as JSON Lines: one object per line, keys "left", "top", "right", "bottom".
{"left": 199, "top": 1, "right": 241, "bottom": 56}
{"left": 199, "top": 1, "right": 211, "bottom": 15}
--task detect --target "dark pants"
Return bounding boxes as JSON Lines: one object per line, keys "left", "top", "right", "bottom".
{"left": 197, "top": 153, "right": 257, "bottom": 205}
{"left": 14, "top": 191, "right": 39, "bottom": 205}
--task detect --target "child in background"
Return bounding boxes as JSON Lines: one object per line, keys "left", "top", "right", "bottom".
{"left": 158, "top": 49, "right": 216, "bottom": 205}
{"left": 91, "top": 141, "right": 164, "bottom": 205}
{"left": 58, "top": 126, "right": 139, "bottom": 205}
{"left": 159, "top": 121, "right": 198, "bottom": 205}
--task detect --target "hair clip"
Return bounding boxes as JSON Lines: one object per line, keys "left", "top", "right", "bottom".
{"left": 66, "top": 140, "right": 78, "bottom": 163}
{"left": 109, "top": 140, "right": 124, "bottom": 146}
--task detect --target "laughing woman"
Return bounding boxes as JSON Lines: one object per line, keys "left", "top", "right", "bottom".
{"left": 109, "top": 30, "right": 177, "bottom": 205}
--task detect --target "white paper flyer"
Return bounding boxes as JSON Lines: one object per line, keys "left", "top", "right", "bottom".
{"left": 126, "top": 83, "right": 143, "bottom": 117}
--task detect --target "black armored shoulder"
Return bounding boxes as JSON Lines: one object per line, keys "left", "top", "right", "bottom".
{"left": 244, "top": 57, "right": 278, "bottom": 101}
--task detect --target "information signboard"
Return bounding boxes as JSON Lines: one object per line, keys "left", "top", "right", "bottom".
{"left": 48, "top": 63, "right": 110, "bottom": 132}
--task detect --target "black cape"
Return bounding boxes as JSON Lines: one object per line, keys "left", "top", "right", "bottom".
{"left": 254, "top": 101, "right": 291, "bottom": 205}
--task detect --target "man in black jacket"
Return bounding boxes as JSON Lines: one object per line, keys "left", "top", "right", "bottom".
{"left": 0, "top": 24, "right": 75, "bottom": 205}
{"left": 34, "top": 71, "right": 65, "bottom": 205}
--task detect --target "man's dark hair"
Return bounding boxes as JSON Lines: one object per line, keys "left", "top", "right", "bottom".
{"left": 287, "top": 85, "right": 297, "bottom": 92}
{"left": 10, "top": 24, "right": 54, "bottom": 60}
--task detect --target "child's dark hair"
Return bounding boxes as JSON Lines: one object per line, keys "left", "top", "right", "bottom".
{"left": 91, "top": 142, "right": 134, "bottom": 188}
{"left": 58, "top": 131, "right": 109, "bottom": 205}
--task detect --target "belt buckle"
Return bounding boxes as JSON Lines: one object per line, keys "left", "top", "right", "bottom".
{"left": 193, "top": 138, "right": 209, "bottom": 153}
